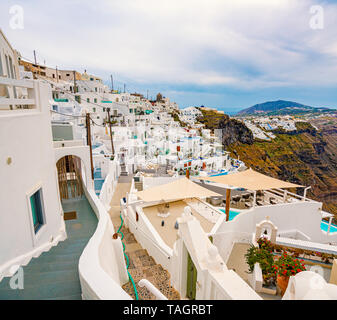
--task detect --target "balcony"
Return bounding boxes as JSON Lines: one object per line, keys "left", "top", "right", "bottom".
{"left": 0, "top": 76, "right": 43, "bottom": 113}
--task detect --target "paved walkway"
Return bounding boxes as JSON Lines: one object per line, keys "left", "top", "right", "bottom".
{"left": 109, "top": 175, "right": 132, "bottom": 227}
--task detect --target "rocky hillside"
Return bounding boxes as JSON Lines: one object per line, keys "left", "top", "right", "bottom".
{"left": 198, "top": 109, "right": 337, "bottom": 218}
{"left": 197, "top": 108, "right": 254, "bottom": 145}
{"left": 227, "top": 120, "right": 337, "bottom": 218}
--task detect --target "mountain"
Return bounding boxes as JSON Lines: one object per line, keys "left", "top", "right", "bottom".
{"left": 237, "top": 100, "right": 332, "bottom": 115}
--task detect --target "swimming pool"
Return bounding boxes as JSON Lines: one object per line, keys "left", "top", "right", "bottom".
{"left": 209, "top": 172, "right": 229, "bottom": 177}
{"left": 220, "top": 209, "right": 337, "bottom": 233}
{"left": 320, "top": 221, "right": 337, "bottom": 233}
{"left": 219, "top": 209, "right": 241, "bottom": 221}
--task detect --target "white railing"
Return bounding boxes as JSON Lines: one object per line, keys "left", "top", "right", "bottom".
{"left": 185, "top": 198, "right": 222, "bottom": 224}
{"left": 0, "top": 77, "right": 37, "bottom": 111}
{"left": 138, "top": 279, "right": 168, "bottom": 300}
{"left": 99, "top": 160, "right": 118, "bottom": 209}
{"left": 53, "top": 140, "right": 84, "bottom": 148}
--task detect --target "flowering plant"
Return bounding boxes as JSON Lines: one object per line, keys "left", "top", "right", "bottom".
{"left": 257, "top": 237, "right": 274, "bottom": 251}
{"left": 273, "top": 252, "right": 306, "bottom": 277}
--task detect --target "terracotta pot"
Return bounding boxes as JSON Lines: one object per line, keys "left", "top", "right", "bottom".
{"left": 277, "top": 275, "right": 289, "bottom": 296}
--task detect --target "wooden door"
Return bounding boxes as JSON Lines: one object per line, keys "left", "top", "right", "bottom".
{"left": 186, "top": 253, "right": 197, "bottom": 300}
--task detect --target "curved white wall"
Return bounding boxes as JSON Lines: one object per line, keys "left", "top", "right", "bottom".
{"left": 79, "top": 187, "right": 131, "bottom": 300}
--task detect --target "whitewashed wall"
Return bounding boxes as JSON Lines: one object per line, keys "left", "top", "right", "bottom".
{"left": 0, "top": 81, "right": 66, "bottom": 280}
{"left": 213, "top": 201, "right": 337, "bottom": 264}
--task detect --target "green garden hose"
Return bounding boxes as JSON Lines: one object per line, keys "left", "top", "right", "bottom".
{"left": 118, "top": 213, "right": 139, "bottom": 300}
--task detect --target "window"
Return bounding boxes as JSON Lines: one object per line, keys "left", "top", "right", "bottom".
{"left": 52, "top": 105, "right": 58, "bottom": 111}
{"left": 75, "top": 95, "right": 81, "bottom": 104}
{"left": 52, "top": 74, "right": 55, "bottom": 78}
{"left": 129, "top": 109, "right": 133, "bottom": 113}
{"left": 87, "top": 98, "right": 90, "bottom": 103}
{"left": 0, "top": 53, "right": 3, "bottom": 76}
{"left": 94, "top": 98, "right": 97, "bottom": 103}
{"left": 103, "top": 107, "right": 106, "bottom": 112}
{"left": 30, "top": 189, "right": 45, "bottom": 233}
{"left": 95, "top": 87, "right": 97, "bottom": 92}
{"left": 93, "top": 107, "right": 96, "bottom": 112}
{"left": 5, "top": 55, "right": 10, "bottom": 77}
{"left": 66, "top": 73, "right": 70, "bottom": 76}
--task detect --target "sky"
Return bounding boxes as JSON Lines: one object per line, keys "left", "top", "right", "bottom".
{"left": 1, "top": 0, "right": 337, "bottom": 113}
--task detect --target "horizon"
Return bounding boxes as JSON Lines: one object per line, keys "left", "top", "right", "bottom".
{"left": 1, "top": 0, "right": 337, "bottom": 111}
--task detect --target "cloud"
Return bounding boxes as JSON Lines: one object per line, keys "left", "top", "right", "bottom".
{"left": 1, "top": 0, "right": 337, "bottom": 92}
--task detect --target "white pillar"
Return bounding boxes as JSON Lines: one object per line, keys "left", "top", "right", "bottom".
{"left": 328, "top": 217, "right": 333, "bottom": 234}
{"left": 253, "top": 191, "right": 256, "bottom": 208}
{"left": 283, "top": 190, "right": 287, "bottom": 203}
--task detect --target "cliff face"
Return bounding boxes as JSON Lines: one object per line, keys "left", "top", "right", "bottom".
{"left": 227, "top": 119, "right": 337, "bottom": 218}
{"left": 197, "top": 109, "right": 253, "bottom": 146}
{"left": 197, "top": 109, "right": 337, "bottom": 217}
{"left": 218, "top": 116, "right": 254, "bottom": 146}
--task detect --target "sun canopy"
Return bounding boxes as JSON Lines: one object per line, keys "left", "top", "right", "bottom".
{"left": 195, "top": 168, "right": 303, "bottom": 191}
{"left": 136, "top": 177, "right": 222, "bottom": 202}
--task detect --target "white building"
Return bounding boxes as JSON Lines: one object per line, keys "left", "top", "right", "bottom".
{"left": 0, "top": 31, "right": 66, "bottom": 279}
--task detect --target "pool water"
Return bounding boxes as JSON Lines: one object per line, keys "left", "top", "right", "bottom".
{"left": 219, "top": 209, "right": 241, "bottom": 221}
{"left": 209, "top": 172, "right": 229, "bottom": 177}
{"left": 220, "top": 209, "right": 337, "bottom": 233}
{"left": 320, "top": 221, "right": 337, "bottom": 233}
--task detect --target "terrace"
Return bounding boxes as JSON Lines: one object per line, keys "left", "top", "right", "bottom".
{"left": 142, "top": 199, "right": 219, "bottom": 248}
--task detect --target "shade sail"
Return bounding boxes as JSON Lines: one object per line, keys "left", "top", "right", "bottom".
{"left": 195, "top": 168, "right": 303, "bottom": 191}
{"left": 136, "top": 177, "right": 222, "bottom": 202}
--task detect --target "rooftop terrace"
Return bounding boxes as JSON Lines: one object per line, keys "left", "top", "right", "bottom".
{"left": 142, "top": 198, "right": 217, "bottom": 248}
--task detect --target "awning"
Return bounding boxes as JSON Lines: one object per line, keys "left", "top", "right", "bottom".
{"left": 195, "top": 168, "right": 303, "bottom": 190}
{"left": 136, "top": 177, "right": 222, "bottom": 202}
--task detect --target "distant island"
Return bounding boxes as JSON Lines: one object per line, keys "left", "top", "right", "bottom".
{"left": 237, "top": 100, "right": 335, "bottom": 116}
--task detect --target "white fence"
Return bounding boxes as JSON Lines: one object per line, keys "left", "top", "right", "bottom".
{"left": 0, "top": 77, "right": 38, "bottom": 111}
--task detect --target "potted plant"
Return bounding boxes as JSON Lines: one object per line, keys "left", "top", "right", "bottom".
{"left": 245, "top": 244, "right": 276, "bottom": 288}
{"left": 273, "top": 251, "right": 306, "bottom": 296}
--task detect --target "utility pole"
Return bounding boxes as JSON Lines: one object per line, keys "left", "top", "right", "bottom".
{"left": 33, "top": 50, "right": 37, "bottom": 64}
{"left": 106, "top": 108, "right": 115, "bottom": 156}
{"left": 124, "top": 83, "right": 126, "bottom": 93}
{"left": 110, "top": 75, "right": 114, "bottom": 92}
{"left": 73, "top": 70, "right": 77, "bottom": 93}
{"left": 147, "top": 90, "right": 149, "bottom": 100}
{"left": 56, "top": 66, "right": 59, "bottom": 83}
{"left": 85, "top": 113, "right": 94, "bottom": 180}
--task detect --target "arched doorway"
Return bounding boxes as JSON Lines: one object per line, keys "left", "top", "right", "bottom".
{"left": 56, "top": 155, "right": 84, "bottom": 200}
